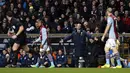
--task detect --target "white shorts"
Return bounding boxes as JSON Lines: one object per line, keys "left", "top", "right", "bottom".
{"left": 105, "top": 39, "right": 116, "bottom": 49}
{"left": 40, "top": 45, "right": 50, "bottom": 52}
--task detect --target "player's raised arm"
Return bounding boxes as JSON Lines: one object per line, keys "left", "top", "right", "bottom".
{"left": 63, "top": 33, "right": 73, "bottom": 42}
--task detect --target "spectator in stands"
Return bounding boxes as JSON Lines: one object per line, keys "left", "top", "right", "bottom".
{"left": 2, "top": 3, "right": 7, "bottom": 16}
{"left": 39, "top": 55, "right": 51, "bottom": 68}
{"left": 17, "top": 3, "right": 22, "bottom": 14}
{"left": 115, "top": 0, "right": 121, "bottom": 11}
{"left": 27, "top": 53, "right": 37, "bottom": 67}
{"left": 65, "top": 7, "right": 71, "bottom": 16}
{"left": 68, "top": 17, "right": 74, "bottom": 29}
{"left": 23, "top": 0, "right": 28, "bottom": 12}
{"left": 83, "top": 21, "right": 90, "bottom": 33}
{"left": 19, "top": 49, "right": 23, "bottom": 59}
{"left": 100, "top": 16, "right": 107, "bottom": 33}
{"left": 52, "top": 50, "right": 57, "bottom": 61}
{"left": 28, "top": 5, "right": 35, "bottom": 18}
{"left": 18, "top": 50, "right": 28, "bottom": 67}
{"left": 89, "top": 15, "right": 97, "bottom": 33}
{"left": 37, "top": 6, "right": 43, "bottom": 19}
{"left": 25, "top": 17, "right": 35, "bottom": 33}
{"left": 6, "top": 47, "right": 14, "bottom": 67}
{"left": 76, "top": 13, "right": 81, "bottom": 22}
{"left": 81, "top": 6, "right": 90, "bottom": 21}
{"left": 114, "top": 11, "right": 124, "bottom": 33}
{"left": 56, "top": 25, "right": 62, "bottom": 33}
{"left": 91, "top": 5, "right": 98, "bottom": 19}
{"left": 0, "top": 0, "right": 5, "bottom": 6}
{"left": 94, "top": 26, "right": 100, "bottom": 33}
{"left": 42, "top": 10, "right": 47, "bottom": 19}
{"left": 59, "top": 14, "right": 66, "bottom": 28}
{"left": 85, "top": 39, "right": 99, "bottom": 67}
{"left": 109, "top": 0, "right": 116, "bottom": 11}
{"left": 51, "top": 18, "right": 59, "bottom": 32}
{"left": 55, "top": 49, "right": 67, "bottom": 67}
{"left": 127, "top": 2, "right": 130, "bottom": 12}
{"left": 9, "top": 3, "right": 14, "bottom": 11}
{"left": 97, "top": 0, "right": 104, "bottom": 19}
{"left": 34, "top": 0, "right": 40, "bottom": 11}
{"left": 49, "top": 6, "right": 58, "bottom": 22}
{"left": 0, "top": 50, "right": 7, "bottom": 67}
{"left": 43, "top": 16, "right": 51, "bottom": 32}
{"left": 119, "top": 6, "right": 124, "bottom": 18}
{"left": 73, "top": 1, "right": 78, "bottom": 9}
{"left": 62, "top": 21, "right": 71, "bottom": 33}
{"left": 1, "top": 18, "right": 8, "bottom": 34}
{"left": 30, "top": 15, "right": 36, "bottom": 26}
{"left": 73, "top": 8, "right": 79, "bottom": 20}
{"left": 44, "top": 0, "right": 50, "bottom": 13}
{"left": 13, "top": 8, "right": 19, "bottom": 18}
{"left": 122, "top": 10, "right": 130, "bottom": 32}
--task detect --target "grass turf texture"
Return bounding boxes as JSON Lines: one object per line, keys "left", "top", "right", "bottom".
{"left": 0, "top": 68, "right": 130, "bottom": 73}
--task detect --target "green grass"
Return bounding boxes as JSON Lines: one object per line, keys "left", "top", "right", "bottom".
{"left": 0, "top": 68, "right": 130, "bottom": 73}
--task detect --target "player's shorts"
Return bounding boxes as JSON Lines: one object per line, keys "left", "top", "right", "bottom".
{"left": 8, "top": 38, "right": 15, "bottom": 47}
{"left": 15, "top": 35, "right": 27, "bottom": 46}
{"left": 105, "top": 39, "right": 116, "bottom": 49}
{"left": 40, "top": 45, "right": 50, "bottom": 52}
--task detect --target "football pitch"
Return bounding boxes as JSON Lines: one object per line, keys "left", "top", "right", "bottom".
{"left": 0, "top": 68, "right": 130, "bottom": 73}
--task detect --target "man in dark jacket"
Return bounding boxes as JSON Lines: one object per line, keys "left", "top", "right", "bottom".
{"left": 18, "top": 51, "right": 28, "bottom": 67}
{"left": 0, "top": 50, "right": 7, "bottom": 67}
{"left": 60, "top": 22, "right": 98, "bottom": 67}
{"left": 38, "top": 55, "right": 51, "bottom": 68}
{"left": 85, "top": 39, "right": 99, "bottom": 67}
{"left": 55, "top": 49, "right": 67, "bottom": 67}
{"left": 27, "top": 53, "right": 37, "bottom": 67}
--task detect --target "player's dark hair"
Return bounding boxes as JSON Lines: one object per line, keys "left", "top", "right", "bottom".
{"left": 6, "top": 11, "right": 13, "bottom": 17}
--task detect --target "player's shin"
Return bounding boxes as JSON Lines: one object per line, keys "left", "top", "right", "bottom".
{"left": 101, "top": 52, "right": 110, "bottom": 68}
{"left": 110, "top": 57, "right": 115, "bottom": 67}
{"left": 47, "top": 53, "right": 55, "bottom": 67}
{"left": 106, "top": 52, "right": 110, "bottom": 65}
{"left": 12, "top": 50, "right": 18, "bottom": 66}
{"left": 114, "top": 53, "right": 122, "bottom": 66}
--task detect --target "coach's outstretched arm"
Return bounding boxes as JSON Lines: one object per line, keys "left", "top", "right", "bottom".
{"left": 85, "top": 32, "right": 98, "bottom": 41}
{"left": 85, "top": 32, "right": 94, "bottom": 39}
{"left": 60, "top": 33, "right": 73, "bottom": 43}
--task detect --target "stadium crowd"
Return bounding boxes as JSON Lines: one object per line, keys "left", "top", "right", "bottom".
{"left": 1, "top": 0, "right": 130, "bottom": 34}
{"left": 0, "top": 0, "right": 130, "bottom": 68}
